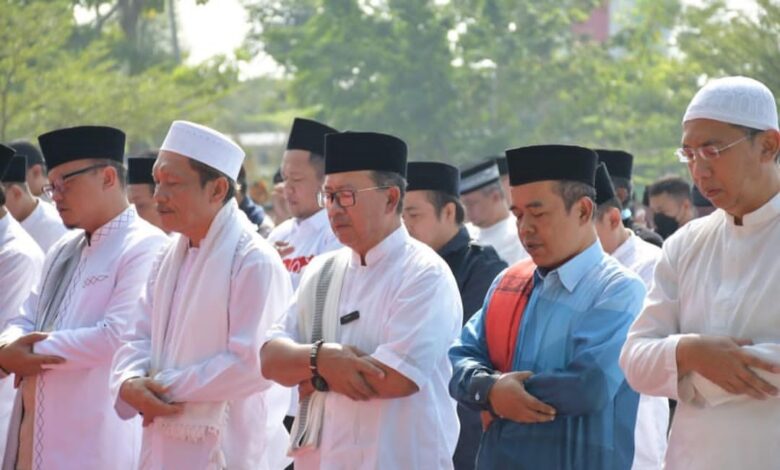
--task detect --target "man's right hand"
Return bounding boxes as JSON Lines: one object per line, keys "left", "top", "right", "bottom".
{"left": 677, "top": 335, "right": 780, "bottom": 399}
{"left": 488, "top": 371, "right": 557, "bottom": 423}
{"left": 0, "top": 333, "right": 65, "bottom": 376}
{"left": 317, "top": 343, "right": 385, "bottom": 401}
{"left": 119, "top": 377, "right": 183, "bottom": 427}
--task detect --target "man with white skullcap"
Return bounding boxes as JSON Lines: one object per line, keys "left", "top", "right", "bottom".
{"left": 112, "top": 121, "right": 292, "bottom": 469}
{"left": 621, "top": 76, "right": 780, "bottom": 469}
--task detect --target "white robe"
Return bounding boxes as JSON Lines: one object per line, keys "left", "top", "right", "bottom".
{"left": 0, "top": 207, "right": 169, "bottom": 470}
{"left": 611, "top": 233, "right": 669, "bottom": 470}
{"left": 466, "top": 214, "right": 528, "bottom": 265}
{"left": 268, "top": 225, "right": 462, "bottom": 470}
{"left": 267, "top": 209, "right": 342, "bottom": 289}
{"left": 620, "top": 193, "right": 780, "bottom": 470}
{"left": 19, "top": 199, "right": 67, "bottom": 254}
{"left": 112, "top": 215, "right": 292, "bottom": 470}
{"left": 0, "top": 214, "right": 44, "bottom": 460}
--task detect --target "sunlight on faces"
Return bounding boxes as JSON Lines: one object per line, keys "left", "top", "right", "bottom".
{"left": 152, "top": 151, "right": 225, "bottom": 237}
{"left": 48, "top": 159, "right": 113, "bottom": 230}
{"left": 510, "top": 180, "right": 594, "bottom": 269}
{"left": 282, "top": 149, "right": 322, "bottom": 219}
{"left": 682, "top": 118, "right": 777, "bottom": 215}
{"left": 128, "top": 183, "right": 163, "bottom": 230}
{"left": 403, "top": 190, "right": 447, "bottom": 250}
{"left": 323, "top": 171, "right": 397, "bottom": 252}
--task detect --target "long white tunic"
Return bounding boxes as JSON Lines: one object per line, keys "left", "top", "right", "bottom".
{"left": 268, "top": 225, "right": 462, "bottom": 470}
{"left": 0, "top": 214, "right": 44, "bottom": 460}
{"left": 620, "top": 193, "right": 780, "bottom": 470}
{"left": 467, "top": 214, "right": 528, "bottom": 265}
{"left": 112, "top": 224, "right": 292, "bottom": 470}
{"left": 0, "top": 207, "right": 169, "bottom": 470}
{"left": 19, "top": 199, "right": 67, "bottom": 254}
{"left": 267, "top": 209, "right": 342, "bottom": 289}
{"left": 611, "top": 233, "right": 669, "bottom": 470}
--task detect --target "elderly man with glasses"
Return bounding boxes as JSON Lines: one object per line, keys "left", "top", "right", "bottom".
{"left": 621, "top": 76, "right": 780, "bottom": 470}
{"left": 261, "top": 131, "right": 462, "bottom": 470}
{"left": 0, "top": 126, "right": 169, "bottom": 470}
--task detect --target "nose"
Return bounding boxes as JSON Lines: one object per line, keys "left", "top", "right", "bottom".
{"left": 153, "top": 185, "right": 167, "bottom": 204}
{"left": 689, "top": 158, "right": 712, "bottom": 181}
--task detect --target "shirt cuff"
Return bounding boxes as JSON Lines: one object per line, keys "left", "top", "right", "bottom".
{"left": 467, "top": 370, "right": 502, "bottom": 411}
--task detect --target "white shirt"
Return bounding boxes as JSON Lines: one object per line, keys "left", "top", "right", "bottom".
{"left": 611, "top": 232, "right": 669, "bottom": 470}
{"left": 467, "top": 214, "right": 528, "bottom": 265}
{"left": 620, "top": 193, "right": 780, "bottom": 470}
{"left": 20, "top": 198, "right": 67, "bottom": 254}
{"left": 268, "top": 226, "right": 462, "bottom": 470}
{"left": 0, "top": 214, "right": 44, "bottom": 460}
{"left": 0, "top": 207, "right": 169, "bottom": 470}
{"left": 267, "top": 209, "right": 342, "bottom": 289}
{"left": 112, "top": 226, "right": 292, "bottom": 470}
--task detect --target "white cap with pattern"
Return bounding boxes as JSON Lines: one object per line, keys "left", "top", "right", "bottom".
{"left": 161, "top": 120, "right": 244, "bottom": 180}
{"left": 683, "top": 76, "right": 779, "bottom": 131}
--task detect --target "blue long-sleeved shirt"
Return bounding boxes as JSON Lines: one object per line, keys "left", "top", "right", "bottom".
{"left": 449, "top": 241, "right": 646, "bottom": 470}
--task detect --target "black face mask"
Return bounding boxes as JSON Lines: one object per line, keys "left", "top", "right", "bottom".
{"left": 653, "top": 213, "right": 679, "bottom": 239}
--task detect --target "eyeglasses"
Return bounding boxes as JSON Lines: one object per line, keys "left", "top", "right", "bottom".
{"left": 317, "top": 186, "right": 393, "bottom": 208}
{"left": 42, "top": 163, "right": 109, "bottom": 198}
{"left": 675, "top": 132, "right": 759, "bottom": 163}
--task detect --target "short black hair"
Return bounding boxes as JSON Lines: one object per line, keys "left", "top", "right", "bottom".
{"left": 556, "top": 180, "right": 596, "bottom": 215}
{"left": 88, "top": 158, "right": 126, "bottom": 188}
{"left": 187, "top": 159, "right": 236, "bottom": 204}
{"left": 0, "top": 185, "right": 5, "bottom": 206}
{"left": 648, "top": 175, "right": 692, "bottom": 202}
{"left": 370, "top": 170, "right": 407, "bottom": 214}
{"left": 425, "top": 190, "right": 465, "bottom": 226}
{"left": 309, "top": 152, "right": 325, "bottom": 179}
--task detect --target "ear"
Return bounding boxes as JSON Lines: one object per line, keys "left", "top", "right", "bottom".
{"left": 443, "top": 201, "right": 456, "bottom": 223}
{"left": 386, "top": 186, "right": 401, "bottom": 214}
{"left": 102, "top": 166, "right": 118, "bottom": 189}
{"left": 609, "top": 207, "right": 622, "bottom": 230}
{"left": 578, "top": 197, "right": 594, "bottom": 224}
{"left": 759, "top": 130, "right": 780, "bottom": 163}
{"left": 211, "top": 177, "right": 230, "bottom": 203}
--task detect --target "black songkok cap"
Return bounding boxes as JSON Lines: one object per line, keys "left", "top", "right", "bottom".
{"left": 691, "top": 185, "right": 713, "bottom": 208}
{"left": 595, "top": 149, "right": 634, "bottom": 180}
{"left": 494, "top": 156, "right": 508, "bottom": 176}
{"left": 505, "top": 145, "right": 598, "bottom": 188}
{"left": 286, "top": 118, "right": 339, "bottom": 156}
{"left": 406, "top": 161, "right": 459, "bottom": 197}
{"left": 324, "top": 132, "right": 407, "bottom": 177}
{"left": 459, "top": 158, "right": 500, "bottom": 194}
{"left": 1, "top": 155, "right": 28, "bottom": 183}
{"left": 127, "top": 157, "right": 156, "bottom": 185}
{"left": 9, "top": 140, "right": 44, "bottom": 167}
{"left": 594, "top": 163, "right": 617, "bottom": 206}
{"left": 0, "top": 144, "right": 16, "bottom": 178}
{"left": 38, "top": 125, "right": 125, "bottom": 171}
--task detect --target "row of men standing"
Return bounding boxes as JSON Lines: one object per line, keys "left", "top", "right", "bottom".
{"left": 0, "top": 73, "right": 778, "bottom": 470}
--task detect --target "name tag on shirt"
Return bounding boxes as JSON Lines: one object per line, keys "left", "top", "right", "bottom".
{"left": 340, "top": 310, "right": 360, "bottom": 325}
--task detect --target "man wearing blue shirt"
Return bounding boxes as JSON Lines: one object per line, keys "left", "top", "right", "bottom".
{"left": 449, "top": 144, "right": 646, "bottom": 469}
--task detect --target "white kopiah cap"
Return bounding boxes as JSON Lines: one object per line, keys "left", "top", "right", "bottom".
{"left": 683, "top": 76, "right": 779, "bottom": 131}
{"left": 160, "top": 120, "right": 245, "bottom": 180}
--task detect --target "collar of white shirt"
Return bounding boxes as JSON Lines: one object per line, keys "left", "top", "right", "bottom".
{"left": 349, "top": 224, "right": 407, "bottom": 268}
{"left": 295, "top": 208, "right": 330, "bottom": 235}
{"left": 725, "top": 191, "right": 780, "bottom": 228}
{"left": 87, "top": 206, "right": 137, "bottom": 247}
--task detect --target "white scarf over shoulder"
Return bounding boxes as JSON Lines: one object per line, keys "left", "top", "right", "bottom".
{"left": 150, "top": 199, "right": 254, "bottom": 441}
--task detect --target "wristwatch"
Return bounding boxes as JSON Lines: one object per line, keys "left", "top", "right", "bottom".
{"left": 309, "top": 339, "right": 329, "bottom": 392}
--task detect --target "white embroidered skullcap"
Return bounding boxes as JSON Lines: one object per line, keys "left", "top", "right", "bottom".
{"left": 160, "top": 120, "right": 245, "bottom": 180}
{"left": 683, "top": 76, "right": 779, "bottom": 131}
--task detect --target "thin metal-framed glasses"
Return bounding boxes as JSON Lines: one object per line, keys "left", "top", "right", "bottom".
{"left": 317, "top": 186, "right": 393, "bottom": 208}
{"left": 675, "top": 131, "right": 760, "bottom": 163}
{"left": 42, "top": 163, "right": 109, "bottom": 198}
